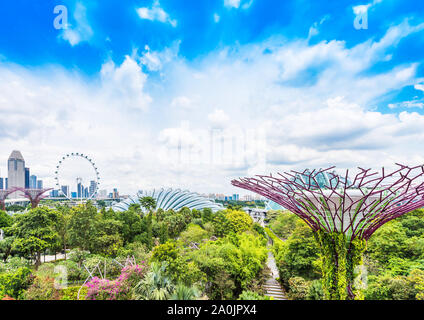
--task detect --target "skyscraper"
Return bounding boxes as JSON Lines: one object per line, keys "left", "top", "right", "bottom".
{"left": 89, "top": 180, "right": 96, "bottom": 197}
{"left": 61, "top": 185, "right": 69, "bottom": 197}
{"left": 25, "top": 168, "right": 30, "bottom": 189}
{"left": 77, "top": 182, "right": 83, "bottom": 198}
{"left": 30, "top": 175, "right": 37, "bottom": 189}
{"left": 0, "top": 178, "right": 3, "bottom": 190}
{"left": 8, "top": 151, "right": 25, "bottom": 197}
{"left": 37, "top": 180, "right": 43, "bottom": 189}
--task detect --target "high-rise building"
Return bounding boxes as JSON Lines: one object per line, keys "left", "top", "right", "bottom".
{"left": 0, "top": 177, "right": 3, "bottom": 190}
{"left": 61, "top": 185, "right": 69, "bottom": 197}
{"left": 77, "top": 182, "right": 85, "bottom": 198}
{"left": 89, "top": 180, "right": 96, "bottom": 197}
{"left": 50, "top": 189, "right": 59, "bottom": 197}
{"left": 8, "top": 151, "right": 25, "bottom": 197}
{"left": 5, "top": 178, "right": 8, "bottom": 190}
{"left": 37, "top": 180, "right": 43, "bottom": 189}
{"left": 30, "top": 175, "right": 37, "bottom": 189}
{"left": 25, "top": 168, "right": 30, "bottom": 189}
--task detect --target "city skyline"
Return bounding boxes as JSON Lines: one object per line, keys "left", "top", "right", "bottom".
{"left": 0, "top": 1, "right": 423, "bottom": 195}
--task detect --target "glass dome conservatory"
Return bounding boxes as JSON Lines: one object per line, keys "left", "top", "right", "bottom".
{"left": 111, "top": 187, "right": 223, "bottom": 213}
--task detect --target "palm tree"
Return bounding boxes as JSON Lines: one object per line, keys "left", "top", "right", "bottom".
{"left": 139, "top": 196, "right": 157, "bottom": 214}
{"left": 170, "top": 284, "right": 200, "bottom": 300}
{"left": 133, "top": 262, "right": 175, "bottom": 300}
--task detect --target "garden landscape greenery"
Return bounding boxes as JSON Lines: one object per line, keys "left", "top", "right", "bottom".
{"left": 0, "top": 199, "right": 270, "bottom": 300}
{"left": 1, "top": 199, "right": 424, "bottom": 300}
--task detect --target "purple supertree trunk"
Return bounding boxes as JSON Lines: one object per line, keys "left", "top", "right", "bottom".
{"left": 0, "top": 189, "right": 16, "bottom": 211}
{"left": 15, "top": 187, "right": 53, "bottom": 209}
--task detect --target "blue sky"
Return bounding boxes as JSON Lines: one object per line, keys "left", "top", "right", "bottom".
{"left": 0, "top": 0, "right": 423, "bottom": 195}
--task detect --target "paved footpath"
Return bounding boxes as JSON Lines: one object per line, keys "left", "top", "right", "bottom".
{"left": 264, "top": 249, "right": 287, "bottom": 300}
{"left": 40, "top": 253, "right": 66, "bottom": 263}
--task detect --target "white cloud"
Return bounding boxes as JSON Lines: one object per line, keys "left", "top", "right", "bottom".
{"left": 208, "top": 109, "right": 230, "bottom": 129}
{"left": 214, "top": 13, "right": 220, "bottom": 23}
{"left": 136, "top": 0, "right": 177, "bottom": 27}
{"left": 388, "top": 100, "right": 424, "bottom": 109}
{"left": 100, "top": 56, "right": 152, "bottom": 111}
{"left": 353, "top": 0, "right": 383, "bottom": 15}
{"left": 224, "top": 0, "right": 253, "bottom": 10}
{"left": 2, "top": 19, "right": 424, "bottom": 195}
{"left": 60, "top": 2, "right": 93, "bottom": 46}
{"left": 308, "top": 15, "right": 330, "bottom": 39}
{"left": 171, "top": 96, "right": 193, "bottom": 110}
{"left": 138, "top": 42, "right": 180, "bottom": 72}
{"left": 415, "top": 83, "right": 424, "bottom": 92}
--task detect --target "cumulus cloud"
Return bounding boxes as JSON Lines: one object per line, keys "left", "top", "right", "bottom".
{"left": 0, "top": 57, "right": 154, "bottom": 193}
{"left": 138, "top": 42, "right": 180, "bottom": 72}
{"left": 100, "top": 56, "right": 152, "bottom": 111}
{"left": 136, "top": 0, "right": 177, "bottom": 27}
{"left": 2, "top": 19, "right": 424, "bottom": 195}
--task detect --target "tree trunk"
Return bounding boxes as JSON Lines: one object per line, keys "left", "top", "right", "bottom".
{"left": 35, "top": 252, "right": 41, "bottom": 270}
{"left": 314, "top": 231, "right": 366, "bottom": 300}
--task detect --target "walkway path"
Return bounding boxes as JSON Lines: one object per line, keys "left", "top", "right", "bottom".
{"left": 264, "top": 236, "right": 287, "bottom": 300}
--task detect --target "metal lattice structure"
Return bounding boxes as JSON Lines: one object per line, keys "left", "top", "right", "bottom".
{"left": 232, "top": 164, "right": 424, "bottom": 240}
{"left": 0, "top": 189, "right": 15, "bottom": 211}
{"left": 15, "top": 187, "right": 53, "bottom": 208}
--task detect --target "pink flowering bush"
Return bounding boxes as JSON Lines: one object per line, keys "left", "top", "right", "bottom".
{"left": 85, "top": 264, "right": 146, "bottom": 300}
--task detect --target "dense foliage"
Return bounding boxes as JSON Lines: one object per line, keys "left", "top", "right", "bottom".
{"left": 0, "top": 202, "right": 271, "bottom": 300}
{"left": 268, "top": 209, "right": 424, "bottom": 300}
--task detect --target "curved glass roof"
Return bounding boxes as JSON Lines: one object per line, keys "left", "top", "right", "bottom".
{"left": 111, "top": 187, "right": 223, "bottom": 213}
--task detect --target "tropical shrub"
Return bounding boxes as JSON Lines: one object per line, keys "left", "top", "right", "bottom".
{"left": 0, "top": 267, "right": 33, "bottom": 299}
{"left": 238, "top": 290, "right": 271, "bottom": 300}
{"left": 170, "top": 284, "right": 200, "bottom": 300}
{"left": 133, "top": 262, "right": 175, "bottom": 300}
{"left": 61, "top": 285, "right": 87, "bottom": 300}
{"left": 287, "top": 277, "right": 309, "bottom": 300}
{"left": 85, "top": 264, "right": 145, "bottom": 300}
{"left": 23, "top": 276, "right": 61, "bottom": 300}
{"left": 269, "top": 211, "right": 298, "bottom": 239}
{"left": 225, "top": 210, "right": 253, "bottom": 234}
{"left": 179, "top": 224, "right": 209, "bottom": 244}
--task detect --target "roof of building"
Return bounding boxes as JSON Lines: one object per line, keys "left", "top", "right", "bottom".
{"left": 8, "top": 150, "right": 24, "bottom": 161}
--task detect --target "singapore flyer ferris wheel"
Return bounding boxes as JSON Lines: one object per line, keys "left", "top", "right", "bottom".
{"left": 54, "top": 153, "right": 100, "bottom": 201}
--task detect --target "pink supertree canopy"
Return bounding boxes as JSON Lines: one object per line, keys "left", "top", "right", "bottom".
{"left": 232, "top": 164, "right": 424, "bottom": 240}
{"left": 14, "top": 187, "right": 53, "bottom": 209}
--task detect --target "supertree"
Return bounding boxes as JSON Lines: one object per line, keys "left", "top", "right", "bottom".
{"left": 0, "top": 189, "right": 16, "bottom": 211}
{"left": 15, "top": 187, "right": 53, "bottom": 209}
{"left": 231, "top": 164, "right": 424, "bottom": 300}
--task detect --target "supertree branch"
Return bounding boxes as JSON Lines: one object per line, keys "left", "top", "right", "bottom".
{"left": 15, "top": 187, "right": 53, "bottom": 209}
{"left": 0, "top": 189, "right": 16, "bottom": 211}
{"left": 232, "top": 164, "right": 424, "bottom": 300}
{"left": 232, "top": 164, "right": 424, "bottom": 241}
